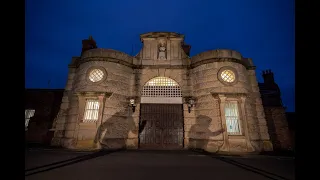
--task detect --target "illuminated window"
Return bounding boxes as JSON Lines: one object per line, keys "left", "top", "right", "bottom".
{"left": 83, "top": 99, "right": 100, "bottom": 123}
{"left": 25, "top": 109, "right": 35, "bottom": 129}
{"left": 221, "top": 70, "right": 235, "bottom": 83}
{"left": 225, "top": 101, "right": 241, "bottom": 135}
{"left": 89, "top": 69, "right": 104, "bottom": 82}
{"left": 142, "top": 77, "right": 182, "bottom": 97}
{"left": 145, "top": 77, "right": 178, "bottom": 86}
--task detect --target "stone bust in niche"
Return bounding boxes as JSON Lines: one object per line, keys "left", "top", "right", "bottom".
{"left": 158, "top": 40, "right": 167, "bottom": 60}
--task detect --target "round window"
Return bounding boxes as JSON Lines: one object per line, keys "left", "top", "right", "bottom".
{"left": 217, "top": 67, "right": 238, "bottom": 86}
{"left": 88, "top": 69, "right": 104, "bottom": 82}
{"left": 220, "top": 69, "right": 236, "bottom": 83}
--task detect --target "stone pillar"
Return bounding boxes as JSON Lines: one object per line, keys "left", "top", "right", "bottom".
{"left": 94, "top": 94, "right": 107, "bottom": 149}
{"left": 126, "top": 101, "right": 139, "bottom": 149}
{"left": 218, "top": 94, "right": 229, "bottom": 151}
{"left": 240, "top": 96, "right": 255, "bottom": 151}
{"left": 183, "top": 102, "right": 196, "bottom": 149}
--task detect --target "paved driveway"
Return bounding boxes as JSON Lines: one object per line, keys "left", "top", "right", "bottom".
{"left": 25, "top": 149, "right": 295, "bottom": 180}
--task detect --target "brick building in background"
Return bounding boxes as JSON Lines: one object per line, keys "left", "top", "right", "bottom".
{"left": 258, "top": 70, "right": 293, "bottom": 151}
{"left": 25, "top": 89, "right": 64, "bottom": 145}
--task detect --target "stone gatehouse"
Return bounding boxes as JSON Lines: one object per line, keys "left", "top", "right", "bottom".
{"left": 51, "top": 32, "right": 274, "bottom": 153}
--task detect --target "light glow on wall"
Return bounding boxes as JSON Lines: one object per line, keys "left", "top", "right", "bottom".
{"left": 25, "top": 109, "right": 35, "bottom": 128}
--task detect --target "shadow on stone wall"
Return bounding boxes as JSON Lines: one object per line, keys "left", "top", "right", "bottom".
{"left": 188, "top": 115, "right": 224, "bottom": 150}
{"left": 264, "top": 110, "right": 281, "bottom": 150}
{"left": 94, "top": 108, "right": 147, "bottom": 149}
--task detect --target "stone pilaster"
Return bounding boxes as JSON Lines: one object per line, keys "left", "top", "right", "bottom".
{"left": 51, "top": 67, "right": 76, "bottom": 147}
{"left": 217, "top": 94, "right": 229, "bottom": 151}
{"left": 248, "top": 69, "right": 273, "bottom": 151}
{"left": 240, "top": 96, "right": 255, "bottom": 152}
{"left": 126, "top": 102, "right": 139, "bottom": 149}
{"left": 183, "top": 102, "right": 196, "bottom": 148}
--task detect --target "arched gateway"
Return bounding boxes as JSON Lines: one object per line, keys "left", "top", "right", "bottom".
{"left": 139, "top": 77, "right": 184, "bottom": 149}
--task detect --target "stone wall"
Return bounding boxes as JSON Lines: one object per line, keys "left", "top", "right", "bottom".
{"left": 73, "top": 60, "right": 134, "bottom": 149}
{"left": 264, "top": 107, "right": 292, "bottom": 150}
{"left": 133, "top": 68, "right": 191, "bottom": 97}
{"left": 132, "top": 67, "right": 192, "bottom": 148}
{"left": 51, "top": 65, "right": 77, "bottom": 147}
{"left": 50, "top": 36, "right": 274, "bottom": 153}
{"left": 247, "top": 70, "right": 273, "bottom": 151}
{"left": 189, "top": 59, "right": 272, "bottom": 153}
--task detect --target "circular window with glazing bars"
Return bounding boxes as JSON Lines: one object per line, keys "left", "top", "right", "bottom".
{"left": 86, "top": 67, "right": 107, "bottom": 83}
{"left": 218, "top": 66, "right": 238, "bottom": 86}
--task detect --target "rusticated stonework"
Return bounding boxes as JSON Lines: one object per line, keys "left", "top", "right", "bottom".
{"left": 50, "top": 32, "right": 277, "bottom": 153}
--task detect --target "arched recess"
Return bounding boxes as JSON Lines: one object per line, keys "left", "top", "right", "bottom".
{"left": 141, "top": 76, "right": 182, "bottom": 104}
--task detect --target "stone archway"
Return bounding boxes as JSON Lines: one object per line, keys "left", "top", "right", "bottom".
{"left": 139, "top": 76, "right": 184, "bottom": 149}
{"left": 141, "top": 76, "right": 183, "bottom": 104}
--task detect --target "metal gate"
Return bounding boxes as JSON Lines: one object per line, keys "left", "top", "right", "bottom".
{"left": 139, "top": 104, "right": 184, "bottom": 149}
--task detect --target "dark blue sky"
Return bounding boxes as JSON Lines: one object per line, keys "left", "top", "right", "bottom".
{"left": 25, "top": 0, "right": 295, "bottom": 112}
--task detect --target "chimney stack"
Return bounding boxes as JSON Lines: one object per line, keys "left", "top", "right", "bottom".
{"left": 81, "top": 35, "right": 98, "bottom": 55}
{"left": 262, "top": 69, "right": 275, "bottom": 84}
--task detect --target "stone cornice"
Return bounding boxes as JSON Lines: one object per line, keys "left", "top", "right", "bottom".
{"left": 75, "top": 57, "right": 256, "bottom": 70}
{"left": 73, "top": 55, "right": 256, "bottom": 71}
{"left": 77, "top": 57, "right": 133, "bottom": 68}
{"left": 191, "top": 49, "right": 242, "bottom": 60}
{"left": 68, "top": 64, "right": 77, "bottom": 68}
{"left": 140, "top": 32, "right": 184, "bottom": 40}
{"left": 247, "top": 66, "right": 256, "bottom": 70}
{"left": 81, "top": 48, "right": 133, "bottom": 63}
{"left": 190, "top": 58, "right": 250, "bottom": 69}
{"left": 74, "top": 91, "right": 113, "bottom": 97}
{"left": 211, "top": 92, "right": 249, "bottom": 99}
{"left": 76, "top": 57, "right": 192, "bottom": 69}
{"left": 134, "top": 64, "right": 190, "bottom": 69}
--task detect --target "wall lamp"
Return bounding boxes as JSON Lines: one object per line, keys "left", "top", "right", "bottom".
{"left": 129, "top": 99, "right": 136, "bottom": 113}
{"left": 187, "top": 98, "right": 195, "bottom": 113}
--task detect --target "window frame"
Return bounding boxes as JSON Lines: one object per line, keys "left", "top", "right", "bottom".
{"left": 224, "top": 99, "right": 242, "bottom": 136}
{"left": 86, "top": 66, "right": 107, "bottom": 84}
{"left": 25, "top": 109, "right": 35, "bottom": 130}
{"left": 83, "top": 98, "right": 100, "bottom": 123}
{"left": 217, "top": 66, "right": 239, "bottom": 86}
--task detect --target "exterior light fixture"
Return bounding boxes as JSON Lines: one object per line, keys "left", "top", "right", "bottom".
{"left": 129, "top": 99, "right": 136, "bottom": 112}
{"left": 187, "top": 99, "right": 195, "bottom": 113}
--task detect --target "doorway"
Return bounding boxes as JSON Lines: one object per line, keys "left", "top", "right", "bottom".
{"left": 139, "top": 103, "right": 184, "bottom": 149}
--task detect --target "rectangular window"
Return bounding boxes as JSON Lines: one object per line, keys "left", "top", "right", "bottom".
{"left": 25, "top": 109, "right": 35, "bottom": 129}
{"left": 225, "top": 101, "right": 241, "bottom": 135}
{"left": 83, "top": 99, "right": 100, "bottom": 123}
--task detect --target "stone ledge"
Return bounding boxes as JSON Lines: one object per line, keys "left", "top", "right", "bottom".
{"left": 228, "top": 135, "right": 246, "bottom": 139}
{"left": 76, "top": 139, "right": 97, "bottom": 149}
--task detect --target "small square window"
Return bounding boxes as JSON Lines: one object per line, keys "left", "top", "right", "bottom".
{"left": 83, "top": 99, "right": 100, "bottom": 123}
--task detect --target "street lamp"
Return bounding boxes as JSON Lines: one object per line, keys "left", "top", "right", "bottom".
{"left": 129, "top": 99, "right": 136, "bottom": 112}
{"left": 187, "top": 98, "right": 195, "bottom": 113}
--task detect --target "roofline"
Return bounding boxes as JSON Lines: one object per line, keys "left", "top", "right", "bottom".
{"left": 25, "top": 88, "right": 65, "bottom": 91}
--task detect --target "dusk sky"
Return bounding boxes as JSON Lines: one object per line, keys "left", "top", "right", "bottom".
{"left": 25, "top": 0, "right": 295, "bottom": 112}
